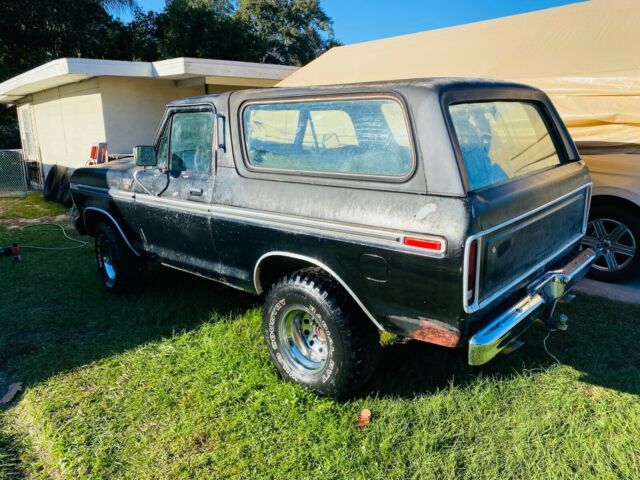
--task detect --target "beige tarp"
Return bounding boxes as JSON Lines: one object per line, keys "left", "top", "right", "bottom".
{"left": 278, "top": 0, "right": 640, "bottom": 154}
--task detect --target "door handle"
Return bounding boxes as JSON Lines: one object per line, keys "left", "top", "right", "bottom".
{"left": 189, "top": 188, "right": 204, "bottom": 197}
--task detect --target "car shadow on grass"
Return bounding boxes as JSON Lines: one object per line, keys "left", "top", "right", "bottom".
{"left": 359, "top": 294, "right": 640, "bottom": 399}
{"left": 1, "top": 231, "right": 638, "bottom": 402}
{"left": 0, "top": 255, "right": 258, "bottom": 392}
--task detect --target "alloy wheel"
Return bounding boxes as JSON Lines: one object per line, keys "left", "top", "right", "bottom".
{"left": 582, "top": 218, "right": 637, "bottom": 273}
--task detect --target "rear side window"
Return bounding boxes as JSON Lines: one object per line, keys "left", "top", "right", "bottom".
{"left": 449, "top": 102, "right": 561, "bottom": 191}
{"left": 242, "top": 97, "right": 413, "bottom": 178}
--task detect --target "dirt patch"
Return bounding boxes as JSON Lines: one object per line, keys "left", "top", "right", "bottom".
{"left": 1, "top": 214, "right": 70, "bottom": 230}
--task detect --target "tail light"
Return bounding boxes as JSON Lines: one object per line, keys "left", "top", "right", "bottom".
{"left": 467, "top": 240, "right": 478, "bottom": 304}
{"left": 403, "top": 236, "right": 444, "bottom": 252}
{"left": 89, "top": 145, "right": 98, "bottom": 161}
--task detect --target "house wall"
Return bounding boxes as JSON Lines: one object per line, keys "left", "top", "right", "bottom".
{"left": 99, "top": 77, "right": 203, "bottom": 155}
{"left": 27, "top": 78, "right": 105, "bottom": 173}
{"left": 19, "top": 77, "right": 202, "bottom": 174}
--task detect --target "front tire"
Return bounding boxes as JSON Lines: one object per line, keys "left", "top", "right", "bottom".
{"left": 582, "top": 203, "right": 640, "bottom": 282}
{"left": 95, "top": 221, "right": 146, "bottom": 293}
{"left": 263, "top": 268, "right": 380, "bottom": 399}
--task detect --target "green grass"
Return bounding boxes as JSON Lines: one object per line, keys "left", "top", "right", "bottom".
{"left": 1, "top": 196, "right": 639, "bottom": 479}
{"left": 0, "top": 192, "right": 67, "bottom": 220}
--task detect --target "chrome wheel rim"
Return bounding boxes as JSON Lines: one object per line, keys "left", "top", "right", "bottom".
{"left": 582, "top": 218, "right": 637, "bottom": 273}
{"left": 278, "top": 306, "right": 328, "bottom": 374}
{"left": 98, "top": 239, "right": 116, "bottom": 287}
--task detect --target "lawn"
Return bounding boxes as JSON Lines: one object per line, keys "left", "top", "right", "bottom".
{"left": 0, "top": 195, "right": 639, "bottom": 479}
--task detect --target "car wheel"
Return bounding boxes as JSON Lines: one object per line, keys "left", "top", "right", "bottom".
{"left": 582, "top": 204, "right": 640, "bottom": 282}
{"left": 43, "top": 165, "right": 59, "bottom": 201}
{"left": 56, "top": 170, "right": 73, "bottom": 207}
{"left": 263, "top": 268, "right": 380, "bottom": 399}
{"left": 95, "top": 221, "right": 146, "bottom": 293}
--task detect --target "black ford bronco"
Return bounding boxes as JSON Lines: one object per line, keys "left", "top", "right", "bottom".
{"left": 70, "top": 79, "right": 597, "bottom": 398}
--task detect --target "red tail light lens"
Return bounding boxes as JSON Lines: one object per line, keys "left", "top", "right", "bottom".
{"left": 467, "top": 240, "right": 478, "bottom": 304}
{"left": 403, "top": 236, "right": 444, "bottom": 252}
{"left": 90, "top": 145, "right": 98, "bottom": 160}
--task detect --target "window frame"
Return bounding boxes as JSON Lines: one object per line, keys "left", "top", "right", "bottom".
{"left": 239, "top": 93, "right": 417, "bottom": 183}
{"left": 155, "top": 119, "right": 171, "bottom": 169}
{"left": 441, "top": 91, "right": 572, "bottom": 194}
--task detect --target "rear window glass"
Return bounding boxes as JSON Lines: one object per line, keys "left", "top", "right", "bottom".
{"left": 449, "top": 102, "right": 561, "bottom": 191}
{"left": 242, "top": 98, "right": 413, "bottom": 178}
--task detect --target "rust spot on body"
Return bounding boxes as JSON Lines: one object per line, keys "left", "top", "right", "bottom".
{"left": 410, "top": 320, "right": 460, "bottom": 348}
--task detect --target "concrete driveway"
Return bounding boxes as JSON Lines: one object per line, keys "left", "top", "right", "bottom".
{"left": 576, "top": 276, "right": 640, "bottom": 304}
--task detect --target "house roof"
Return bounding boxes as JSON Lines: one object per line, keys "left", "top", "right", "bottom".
{"left": 0, "top": 57, "right": 298, "bottom": 104}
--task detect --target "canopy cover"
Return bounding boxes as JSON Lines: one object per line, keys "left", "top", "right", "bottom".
{"left": 279, "top": 0, "right": 640, "bottom": 154}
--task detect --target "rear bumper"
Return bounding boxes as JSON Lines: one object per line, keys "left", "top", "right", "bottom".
{"left": 468, "top": 247, "right": 598, "bottom": 366}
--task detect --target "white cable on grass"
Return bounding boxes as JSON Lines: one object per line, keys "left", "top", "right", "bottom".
{"left": 17, "top": 223, "right": 87, "bottom": 251}
{"left": 543, "top": 331, "right": 561, "bottom": 365}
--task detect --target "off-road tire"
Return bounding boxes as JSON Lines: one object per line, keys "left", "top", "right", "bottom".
{"left": 43, "top": 165, "right": 60, "bottom": 201}
{"left": 56, "top": 171, "right": 73, "bottom": 207}
{"left": 584, "top": 203, "right": 640, "bottom": 282}
{"left": 263, "top": 267, "right": 380, "bottom": 399}
{"left": 95, "top": 221, "right": 146, "bottom": 293}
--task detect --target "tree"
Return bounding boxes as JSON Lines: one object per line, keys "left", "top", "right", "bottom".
{"left": 234, "top": 0, "right": 337, "bottom": 65}
{"left": 154, "top": 0, "right": 258, "bottom": 61}
{"left": 0, "top": 0, "right": 338, "bottom": 148}
{"left": 129, "top": 9, "right": 162, "bottom": 62}
{"left": 0, "top": 0, "right": 134, "bottom": 147}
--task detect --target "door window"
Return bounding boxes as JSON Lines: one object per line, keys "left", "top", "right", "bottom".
{"left": 169, "top": 111, "right": 214, "bottom": 175}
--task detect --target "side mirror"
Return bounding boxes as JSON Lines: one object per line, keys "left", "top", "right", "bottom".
{"left": 134, "top": 146, "right": 157, "bottom": 167}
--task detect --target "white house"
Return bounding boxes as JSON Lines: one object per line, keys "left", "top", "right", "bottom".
{"left": 0, "top": 57, "right": 298, "bottom": 176}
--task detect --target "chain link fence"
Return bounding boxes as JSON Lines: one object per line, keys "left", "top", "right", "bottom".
{"left": 0, "top": 149, "right": 27, "bottom": 198}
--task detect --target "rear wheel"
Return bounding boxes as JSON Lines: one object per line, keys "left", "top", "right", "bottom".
{"left": 95, "top": 221, "right": 146, "bottom": 293}
{"left": 582, "top": 203, "right": 640, "bottom": 282}
{"left": 263, "top": 268, "right": 380, "bottom": 399}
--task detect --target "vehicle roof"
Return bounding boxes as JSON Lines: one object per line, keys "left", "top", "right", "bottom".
{"left": 166, "top": 77, "right": 542, "bottom": 107}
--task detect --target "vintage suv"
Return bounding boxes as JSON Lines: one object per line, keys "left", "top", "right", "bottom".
{"left": 70, "top": 79, "right": 597, "bottom": 398}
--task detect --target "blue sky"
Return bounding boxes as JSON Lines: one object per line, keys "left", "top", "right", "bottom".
{"left": 120, "top": 0, "right": 584, "bottom": 45}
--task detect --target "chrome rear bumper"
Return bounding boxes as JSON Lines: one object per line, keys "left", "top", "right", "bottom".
{"left": 468, "top": 247, "right": 598, "bottom": 366}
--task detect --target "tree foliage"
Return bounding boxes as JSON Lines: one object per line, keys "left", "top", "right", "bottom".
{"left": 235, "top": 0, "right": 337, "bottom": 65}
{"left": 0, "top": 0, "right": 337, "bottom": 148}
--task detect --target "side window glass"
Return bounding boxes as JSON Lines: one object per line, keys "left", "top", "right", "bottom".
{"left": 242, "top": 98, "right": 413, "bottom": 178}
{"left": 156, "top": 121, "right": 170, "bottom": 169}
{"left": 169, "top": 111, "right": 214, "bottom": 175}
